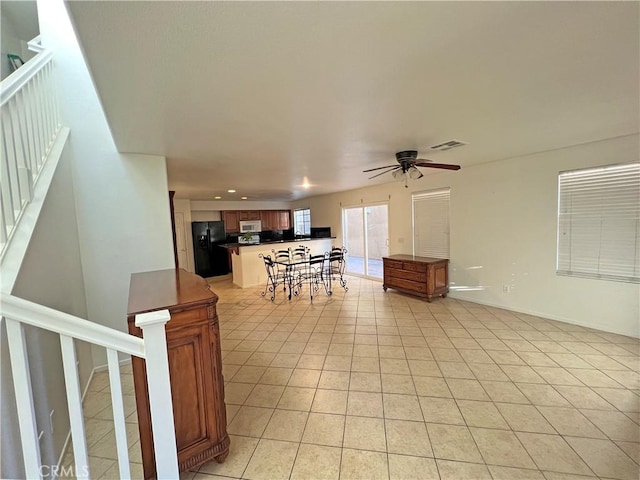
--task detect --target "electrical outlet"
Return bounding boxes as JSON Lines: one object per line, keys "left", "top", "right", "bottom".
{"left": 503, "top": 285, "right": 510, "bottom": 293}
{"left": 49, "top": 410, "right": 55, "bottom": 434}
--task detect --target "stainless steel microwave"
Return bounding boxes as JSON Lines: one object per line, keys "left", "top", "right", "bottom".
{"left": 239, "top": 220, "right": 262, "bottom": 233}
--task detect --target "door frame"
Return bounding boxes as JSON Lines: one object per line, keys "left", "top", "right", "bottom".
{"left": 174, "top": 211, "right": 190, "bottom": 272}
{"left": 341, "top": 201, "right": 389, "bottom": 281}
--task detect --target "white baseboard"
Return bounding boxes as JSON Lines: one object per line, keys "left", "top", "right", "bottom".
{"left": 449, "top": 293, "right": 639, "bottom": 339}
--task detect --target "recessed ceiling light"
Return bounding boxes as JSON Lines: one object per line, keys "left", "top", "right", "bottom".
{"left": 214, "top": 196, "right": 221, "bottom": 199}
{"left": 228, "top": 189, "right": 236, "bottom": 193}
{"left": 302, "top": 176, "right": 311, "bottom": 189}
{"left": 241, "top": 196, "right": 248, "bottom": 200}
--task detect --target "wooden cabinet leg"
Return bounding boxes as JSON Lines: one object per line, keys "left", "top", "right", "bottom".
{"left": 214, "top": 451, "right": 229, "bottom": 463}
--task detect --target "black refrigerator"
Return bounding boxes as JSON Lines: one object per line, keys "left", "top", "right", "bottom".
{"left": 192, "top": 221, "right": 229, "bottom": 277}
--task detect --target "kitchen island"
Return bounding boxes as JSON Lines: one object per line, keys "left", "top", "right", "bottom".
{"left": 224, "top": 238, "right": 333, "bottom": 288}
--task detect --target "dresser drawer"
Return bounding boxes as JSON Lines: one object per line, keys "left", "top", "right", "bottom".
{"left": 402, "top": 261, "right": 428, "bottom": 272}
{"left": 385, "top": 267, "right": 426, "bottom": 283}
{"left": 385, "top": 276, "right": 427, "bottom": 293}
{"left": 383, "top": 259, "right": 403, "bottom": 270}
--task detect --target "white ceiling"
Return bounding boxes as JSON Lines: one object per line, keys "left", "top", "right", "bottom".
{"left": 66, "top": 1, "right": 639, "bottom": 201}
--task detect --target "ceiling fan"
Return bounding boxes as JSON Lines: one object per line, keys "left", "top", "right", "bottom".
{"left": 363, "top": 150, "right": 461, "bottom": 184}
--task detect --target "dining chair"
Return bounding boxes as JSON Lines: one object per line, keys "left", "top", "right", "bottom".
{"left": 327, "top": 246, "right": 348, "bottom": 292}
{"left": 272, "top": 248, "right": 291, "bottom": 288}
{"left": 288, "top": 245, "right": 309, "bottom": 281}
{"left": 291, "top": 245, "right": 309, "bottom": 260}
{"left": 304, "top": 253, "right": 330, "bottom": 300}
{"left": 259, "top": 253, "right": 279, "bottom": 301}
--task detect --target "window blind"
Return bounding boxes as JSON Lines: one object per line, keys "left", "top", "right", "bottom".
{"left": 557, "top": 163, "right": 640, "bottom": 283}
{"left": 412, "top": 188, "right": 450, "bottom": 259}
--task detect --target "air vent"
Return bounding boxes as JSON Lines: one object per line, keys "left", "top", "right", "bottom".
{"left": 429, "top": 140, "right": 467, "bottom": 151}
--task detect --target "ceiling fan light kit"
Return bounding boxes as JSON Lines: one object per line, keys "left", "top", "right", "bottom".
{"left": 363, "top": 150, "right": 461, "bottom": 187}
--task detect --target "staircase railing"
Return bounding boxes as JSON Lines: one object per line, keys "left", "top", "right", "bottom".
{"left": 1, "top": 293, "right": 179, "bottom": 479}
{"left": 0, "top": 36, "right": 61, "bottom": 257}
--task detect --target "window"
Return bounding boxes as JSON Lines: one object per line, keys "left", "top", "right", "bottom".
{"left": 293, "top": 208, "right": 311, "bottom": 235}
{"left": 557, "top": 163, "right": 640, "bottom": 283}
{"left": 412, "top": 188, "right": 450, "bottom": 258}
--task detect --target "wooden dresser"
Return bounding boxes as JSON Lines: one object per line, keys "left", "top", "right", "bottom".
{"left": 382, "top": 255, "right": 449, "bottom": 302}
{"left": 127, "top": 268, "right": 229, "bottom": 479}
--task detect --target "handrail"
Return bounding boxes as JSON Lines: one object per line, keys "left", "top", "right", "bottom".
{"left": 0, "top": 49, "right": 54, "bottom": 107}
{"left": 0, "top": 39, "right": 61, "bottom": 257}
{"left": 0, "top": 293, "right": 144, "bottom": 357}
{"left": 2, "top": 293, "right": 178, "bottom": 478}
{"left": 27, "top": 35, "right": 44, "bottom": 54}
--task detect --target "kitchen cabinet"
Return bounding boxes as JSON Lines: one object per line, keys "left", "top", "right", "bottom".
{"left": 260, "top": 210, "right": 278, "bottom": 230}
{"left": 383, "top": 255, "right": 449, "bottom": 302}
{"left": 224, "top": 210, "right": 290, "bottom": 233}
{"left": 278, "top": 210, "right": 291, "bottom": 229}
{"left": 238, "top": 210, "right": 260, "bottom": 221}
{"left": 223, "top": 211, "right": 240, "bottom": 233}
{"left": 127, "top": 269, "right": 229, "bottom": 479}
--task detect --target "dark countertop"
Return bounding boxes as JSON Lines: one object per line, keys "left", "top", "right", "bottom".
{"left": 220, "top": 237, "right": 335, "bottom": 249}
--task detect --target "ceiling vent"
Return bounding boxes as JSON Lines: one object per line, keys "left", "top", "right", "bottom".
{"left": 429, "top": 139, "right": 467, "bottom": 152}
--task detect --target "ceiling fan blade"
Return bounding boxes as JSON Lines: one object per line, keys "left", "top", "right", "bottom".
{"left": 415, "top": 162, "right": 461, "bottom": 171}
{"left": 368, "top": 166, "right": 400, "bottom": 179}
{"left": 363, "top": 164, "right": 397, "bottom": 173}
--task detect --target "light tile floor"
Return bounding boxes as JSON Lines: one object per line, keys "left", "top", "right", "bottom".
{"left": 70, "top": 276, "right": 639, "bottom": 479}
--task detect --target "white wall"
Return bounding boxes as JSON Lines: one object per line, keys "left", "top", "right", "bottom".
{"left": 293, "top": 135, "right": 640, "bottom": 337}
{"left": 38, "top": 0, "right": 175, "bottom": 365}
{"left": 1, "top": 150, "right": 92, "bottom": 478}
{"left": 1, "top": 8, "right": 22, "bottom": 80}
{"left": 191, "top": 210, "right": 222, "bottom": 222}
{"left": 0, "top": 1, "right": 38, "bottom": 80}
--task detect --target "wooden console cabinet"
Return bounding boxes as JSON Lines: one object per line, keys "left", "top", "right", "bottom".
{"left": 127, "top": 269, "right": 229, "bottom": 479}
{"left": 383, "top": 255, "right": 449, "bottom": 302}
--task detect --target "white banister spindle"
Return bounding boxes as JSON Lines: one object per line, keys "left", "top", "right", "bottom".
{"left": 0, "top": 197, "right": 7, "bottom": 243}
{"left": 59, "top": 334, "right": 89, "bottom": 479}
{"left": 0, "top": 46, "right": 61, "bottom": 257}
{"left": 24, "top": 83, "right": 38, "bottom": 176}
{"left": 5, "top": 318, "right": 42, "bottom": 480}
{"left": 3, "top": 107, "right": 21, "bottom": 213}
{"left": 135, "top": 310, "right": 179, "bottom": 479}
{"left": 33, "top": 75, "right": 45, "bottom": 164}
{"left": 50, "top": 63, "right": 61, "bottom": 128}
{"left": 18, "top": 167, "right": 33, "bottom": 203}
{"left": 106, "top": 348, "right": 131, "bottom": 479}
{"left": 13, "top": 92, "right": 29, "bottom": 174}
{"left": 46, "top": 65, "right": 58, "bottom": 139}
{"left": 38, "top": 72, "right": 52, "bottom": 151}
{"left": 1, "top": 124, "right": 17, "bottom": 227}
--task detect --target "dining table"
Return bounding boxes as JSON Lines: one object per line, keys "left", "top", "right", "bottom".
{"left": 272, "top": 253, "right": 331, "bottom": 301}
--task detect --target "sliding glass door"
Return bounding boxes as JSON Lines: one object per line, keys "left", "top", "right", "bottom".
{"left": 342, "top": 203, "right": 389, "bottom": 279}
